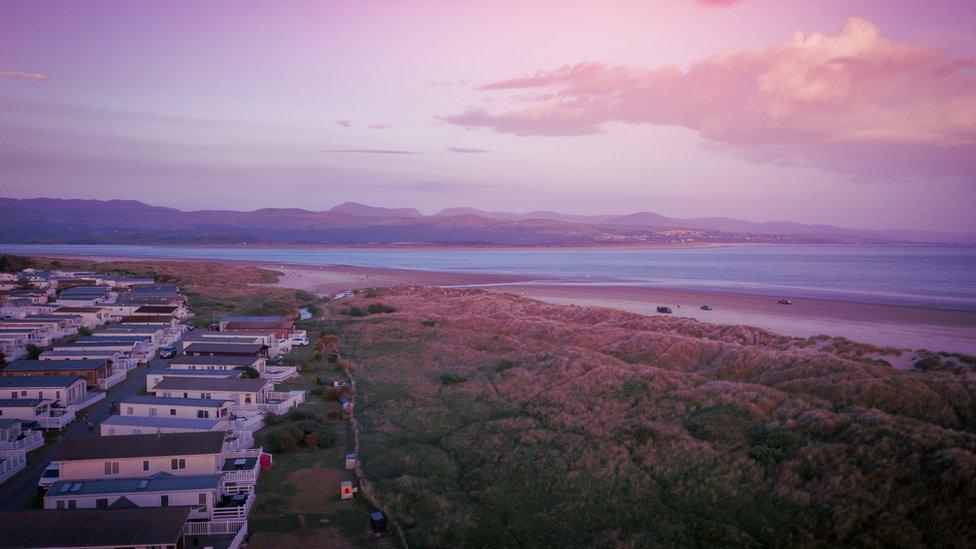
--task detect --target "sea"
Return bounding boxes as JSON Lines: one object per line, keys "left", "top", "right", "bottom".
{"left": 1, "top": 244, "right": 974, "bottom": 312}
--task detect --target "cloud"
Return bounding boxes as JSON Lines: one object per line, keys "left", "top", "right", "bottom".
{"left": 368, "top": 123, "right": 392, "bottom": 130}
{"left": 323, "top": 149, "right": 418, "bottom": 155}
{"left": 447, "top": 146, "right": 491, "bottom": 153}
{"left": 1, "top": 70, "right": 47, "bottom": 81}
{"left": 336, "top": 118, "right": 353, "bottom": 127}
{"left": 444, "top": 18, "right": 976, "bottom": 179}
{"left": 695, "top": 0, "right": 743, "bottom": 6}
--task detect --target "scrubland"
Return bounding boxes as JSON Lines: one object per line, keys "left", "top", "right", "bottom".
{"left": 312, "top": 286, "right": 976, "bottom": 547}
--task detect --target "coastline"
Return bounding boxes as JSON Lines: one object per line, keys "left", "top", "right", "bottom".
{"left": 20, "top": 252, "right": 976, "bottom": 355}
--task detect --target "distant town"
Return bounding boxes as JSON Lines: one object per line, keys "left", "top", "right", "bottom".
{"left": 0, "top": 265, "right": 345, "bottom": 548}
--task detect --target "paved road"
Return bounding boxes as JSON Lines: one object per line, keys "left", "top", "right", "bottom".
{"left": 0, "top": 353, "right": 174, "bottom": 510}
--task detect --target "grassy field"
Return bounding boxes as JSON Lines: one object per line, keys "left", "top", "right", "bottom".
{"left": 306, "top": 286, "right": 976, "bottom": 547}
{"left": 246, "top": 334, "right": 394, "bottom": 548}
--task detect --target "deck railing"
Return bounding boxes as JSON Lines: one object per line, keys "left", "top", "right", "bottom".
{"left": 68, "top": 391, "right": 105, "bottom": 412}
{"left": 222, "top": 431, "right": 254, "bottom": 452}
{"left": 183, "top": 519, "right": 246, "bottom": 536}
{"left": 0, "top": 451, "right": 27, "bottom": 484}
{"left": 262, "top": 366, "right": 298, "bottom": 383}
{"left": 211, "top": 494, "right": 256, "bottom": 521}
{"left": 35, "top": 409, "right": 76, "bottom": 430}
{"left": 0, "top": 430, "right": 43, "bottom": 453}
{"left": 97, "top": 370, "right": 126, "bottom": 390}
{"left": 227, "top": 414, "right": 265, "bottom": 432}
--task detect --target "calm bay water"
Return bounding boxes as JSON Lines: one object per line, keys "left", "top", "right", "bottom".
{"left": 2, "top": 244, "right": 974, "bottom": 311}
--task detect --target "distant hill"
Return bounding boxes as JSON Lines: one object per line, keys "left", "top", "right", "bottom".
{"left": 434, "top": 207, "right": 976, "bottom": 245}
{"left": 328, "top": 201, "right": 423, "bottom": 218}
{"left": 1, "top": 197, "right": 971, "bottom": 245}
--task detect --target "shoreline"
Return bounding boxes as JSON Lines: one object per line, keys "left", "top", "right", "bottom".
{"left": 21, "top": 253, "right": 976, "bottom": 355}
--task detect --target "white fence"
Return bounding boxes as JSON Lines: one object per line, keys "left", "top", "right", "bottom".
{"left": 97, "top": 370, "right": 126, "bottom": 390}
{"left": 183, "top": 519, "right": 246, "bottom": 536}
{"left": 68, "top": 391, "right": 105, "bottom": 412}
{"left": 211, "top": 493, "right": 255, "bottom": 521}
{"left": 262, "top": 366, "right": 298, "bottom": 383}
{"left": 0, "top": 430, "right": 43, "bottom": 453}
{"left": 228, "top": 414, "right": 265, "bottom": 433}
{"left": 221, "top": 448, "right": 262, "bottom": 485}
{"left": 222, "top": 431, "right": 254, "bottom": 452}
{"left": 36, "top": 409, "right": 76, "bottom": 430}
{"left": 115, "top": 358, "right": 139, "bottom": 372}
{"left": 0, "top": 451, "right": 26, "bottom": 484}
{"left": 221, "top": 468, "right": 259, "bottom": 484}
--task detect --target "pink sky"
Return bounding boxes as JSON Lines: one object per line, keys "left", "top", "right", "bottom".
{"left": 1, "top": 0, "right": 975, "bottom": 232}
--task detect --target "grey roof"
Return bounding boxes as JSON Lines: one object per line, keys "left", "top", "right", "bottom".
{"left": 121, "top": 395, "right": 231, "bottom": 408}
{"left": 183, "top": 342, "right": 263, "bottom": 354}
{"left": 170, "top": 355, "right": 261, "bottom": 367}
{"left": 41, "top": 350, "right": 120, "bottom": 359}
{"left": 0, "top": 419, "right": 18, "bottom": 430}
{"left": 0, "top": 398, "right": 46, "bottom": 407}
{"left": 4, "top": 359, "right": 109, "bottom": 372}
{"left": 221, "top": 315, "right": 283, "bottom": 322}
{"left": 148, "top": 366, "right": 240, "bottom": 378}
{"left": 55, "top": 431, "right": 225, "bottom": 461}
{"left": 47, "top": 472, "right": 222, "bottom": 497}
{"left": 76, "top": 335, "right": 149, "bottom": 343}
{"left": 134, "top": 305, "right": 179, "bottom": 314}
{"left": 0, "top": 507, "right": 190, "bottom": 548}
{"left": 0, "top": 376, "right": 83, "bottom": 388}
{"left": 54, "top": 341, "right": 138, "bottom": 349}
{"left": 101, "top": 415, "right": 223, "bottom": 430}
{"left": 152, "top": 376, "right": 270, "bottom": 393}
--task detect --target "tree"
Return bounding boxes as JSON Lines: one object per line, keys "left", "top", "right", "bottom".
{"left": 77, "top": 327, "right": 93, "bottom": 337}
{"left": 0, "top": 348, "right": 6, "bottom": 367}
{"left": 25, "top": 344, "right": 41, "bottom": 360}
{"left": 235, "top": 366, "right": 260, "bottom": 379}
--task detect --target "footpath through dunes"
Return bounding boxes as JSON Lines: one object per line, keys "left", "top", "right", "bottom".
{"left": 315, "top": 286, "right": 976, "bottom": 547}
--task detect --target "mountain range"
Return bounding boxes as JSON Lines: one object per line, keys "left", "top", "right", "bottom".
{"left": 0, "top": 198, "right": 972, "bottom": 246}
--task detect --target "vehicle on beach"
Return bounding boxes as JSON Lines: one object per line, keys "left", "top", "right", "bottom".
{"left": 38, "top": 463, "right": 59, "bottom": 492}
{"left": 656, "top": 306, "right": 673, "bottom": 314}
{"left": 700, "top": 305, "right": 713, "bottom": 311}
{"left": 159, "top": 345, "right": 177, "bottom": 359}
{"left": 778, "top": 299, "right": 792, "bottom": 305}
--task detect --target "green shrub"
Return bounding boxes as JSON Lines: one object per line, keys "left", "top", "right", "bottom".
{"left": 494, "top": 359, "right": 517, "bottom": 372}
{"left": 341, "top": 306, "right": 367, "bottom": 317}
{"left": 265, "top": 430, "right": 299, "bottom": 453}
{"left": 367, "top": 303, "right": 396, "bottom": 314}
{"left": 235, "top": 366, "right": 260, "bottom": 379}
{"left": 264, "top": 412, "right": 281, "bottom": 426}
{"left": 440, "top": 373, "right": 468, "bottom": 386}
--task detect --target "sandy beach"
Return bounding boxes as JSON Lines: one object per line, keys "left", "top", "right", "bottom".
{"left": 30, "top": 253, "right": 976, "bottom": 355}
{"left": 255, "top": 263, "right": 976, "bottom": 355}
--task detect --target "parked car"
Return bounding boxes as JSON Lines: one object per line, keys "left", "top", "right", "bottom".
{"left": 208, "top": 323, "right": 220, "bottom": 331}
{"left": 159, "top": 346, "right": 177, "bottom": 359}
{"left": 38, "top": 463, "right": 59, "bottom": 492}
{"left": 700, "top": 305, "right": 714, "bottom": 311}
{"left": 777, "top": 299, "right": 792, "bottom": 305}
{"left": 656, "top": 306, "right": 673, "bottom": 314}
{"left": 180, "top": 323, "right": 195, "bottom": 331}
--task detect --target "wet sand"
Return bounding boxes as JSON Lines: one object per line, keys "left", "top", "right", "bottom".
{"left": 261, "top": 264, "right": 975, "bottom": 355}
